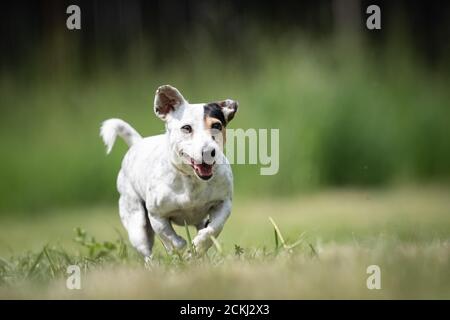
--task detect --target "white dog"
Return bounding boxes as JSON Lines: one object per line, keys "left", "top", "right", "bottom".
{"left": 100, "top": 85, "right": 238, "bottom": 259}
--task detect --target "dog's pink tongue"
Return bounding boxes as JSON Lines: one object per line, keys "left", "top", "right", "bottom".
{"left": 195, "top": 163, "right": 212, "bottom": 176}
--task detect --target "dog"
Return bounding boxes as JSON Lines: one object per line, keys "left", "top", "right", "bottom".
{"left": 100, "top": 85, "right": 238, "bottom": 259}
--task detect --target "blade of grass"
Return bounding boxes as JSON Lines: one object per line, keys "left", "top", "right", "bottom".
{"left": 114, "top": 227, "right": 129, "bottom": 258}
{"left": 0, "top": 257, "right": 11, "bottom": 269}
{"left": 309, "top": 243, "right": 319, "bottom": 258}
{"left": 274, "top": 228, "right": 279, "bottom": 250}
{"left": 26, "top": 248, "right": 45, "bottom": 279}
{"left": 184, "top": 220, "right": 196, "bottom": 257}
{"left": 117, "top": 238, "right": 128, "bottom": 260}
{"left": 210, "top": 235, "right": 223, "bottom": 255}
{"left": 286, "top": 231, "right": 307, "bottom": 250}
{"left": 57, "top": 250, "right": 73, "bottom": 265}
{"left": 158, "top": 238, "right": 170, "bottom": 256}
{"left": 173, "top": 249, "right": 184, "bottom": 261}
{"left": 269, "top": 217, "right": 286, "bottom": 249}
{"left": 43, "top": 246, "right": 57, "bottom": 277}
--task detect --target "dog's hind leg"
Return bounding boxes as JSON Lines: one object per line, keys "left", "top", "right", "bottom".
{"left": 119, "top": 195, "right": 154, "bottom": 258}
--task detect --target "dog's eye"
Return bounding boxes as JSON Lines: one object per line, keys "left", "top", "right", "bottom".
{"left": 211, "top": 122, "right": 222, "bottom": 131}
{"left": 181, "top": 125, "right": 192, "bottom": 134}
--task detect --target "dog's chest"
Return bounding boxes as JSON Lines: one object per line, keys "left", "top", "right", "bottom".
{"left": 147, "top": 174, "right": 225, "bottom": 224}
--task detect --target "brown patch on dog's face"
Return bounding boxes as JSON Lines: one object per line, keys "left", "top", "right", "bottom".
{"left": 204, "top": 103, "right": 226, "bottom": 148}
{"left": 204, "top": 116, "right": 226, "bottom": 146}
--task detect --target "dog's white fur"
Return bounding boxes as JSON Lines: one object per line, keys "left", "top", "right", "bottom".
{"left": 100, "top": 85, "right": 237, "bottom": 258}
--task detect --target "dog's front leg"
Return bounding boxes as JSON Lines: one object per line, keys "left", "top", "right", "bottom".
{"left": 193, "top": 199, "right": 232, "bottom": 254}
{"left": 149, "top": 215, "right": 187, "bottom": 252}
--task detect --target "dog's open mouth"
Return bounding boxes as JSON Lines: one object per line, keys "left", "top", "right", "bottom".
{"left": 190, "top": 158, "right": 214, "bottom": 180}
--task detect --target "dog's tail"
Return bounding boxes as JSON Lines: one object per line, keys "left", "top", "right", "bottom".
{"left": 100, "top": 118, "right": 142, "bottom": 154}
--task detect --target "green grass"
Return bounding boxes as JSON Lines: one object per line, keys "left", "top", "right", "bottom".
{"left": 0, "top": 186, "right": 449, "bottom": 299}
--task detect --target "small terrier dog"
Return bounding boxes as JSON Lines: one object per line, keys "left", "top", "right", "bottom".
{"left": 100, "top": 85, "right": 238, "bottom": 259}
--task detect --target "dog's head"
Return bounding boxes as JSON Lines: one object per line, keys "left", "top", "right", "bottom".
{"left": 154, "top": 85, "right": 238, "bottom": 181}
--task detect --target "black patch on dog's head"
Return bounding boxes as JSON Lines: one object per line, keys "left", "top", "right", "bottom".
{"left": 204, "top": 103, "right": 226, "bottom": 126}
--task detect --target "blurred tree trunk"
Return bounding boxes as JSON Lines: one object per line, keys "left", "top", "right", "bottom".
{"left": 332, "top": 0, "right": 362, "bottom": 42}
{"left": 41, "top": 0, "right": 67, "bottom": 78}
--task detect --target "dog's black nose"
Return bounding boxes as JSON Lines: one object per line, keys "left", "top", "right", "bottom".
{"left": 202, "top": 148, "right": 216, "bottom": 164}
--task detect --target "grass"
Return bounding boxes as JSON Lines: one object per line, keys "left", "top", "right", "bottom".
{"left": 0, "top": 186, "right": 449, "bottom": 299}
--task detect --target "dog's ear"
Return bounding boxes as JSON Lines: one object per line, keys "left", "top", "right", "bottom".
{"left": 154, "top": 85, "right": 187, "bottom": 120}
{"left": 218, "top": 99, "right": 238, "bottom": 124}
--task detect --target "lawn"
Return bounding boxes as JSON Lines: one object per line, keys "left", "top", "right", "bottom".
{"left": 0, "top": 186, "right": 449, "bottom": 299}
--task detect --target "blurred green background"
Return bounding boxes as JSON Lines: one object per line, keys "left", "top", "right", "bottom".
{"left": 0, "top": 0, "right": 449, "bottom": 215}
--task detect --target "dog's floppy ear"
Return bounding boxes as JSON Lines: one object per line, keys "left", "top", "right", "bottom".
{"left": 154, "top": 85, "right": 187, "bottom": 120}
{"left": 218, "top": 99, "right": 239, "bottom": 124}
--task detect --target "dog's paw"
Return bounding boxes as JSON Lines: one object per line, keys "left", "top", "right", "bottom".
{"left": 192, "top": 227, "right": 214, "bottom": 254}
